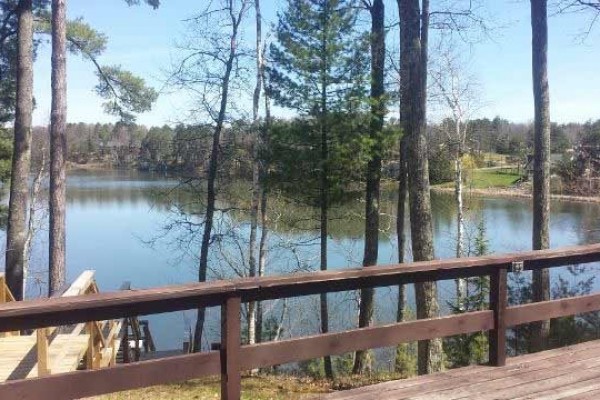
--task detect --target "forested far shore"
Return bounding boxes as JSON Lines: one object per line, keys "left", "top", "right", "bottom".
{"left": 1, "top": 117, "right": 597, "bottom": 197}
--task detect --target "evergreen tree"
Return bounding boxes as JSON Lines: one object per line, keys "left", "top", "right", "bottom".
{"left": 269, "top": 0, "right": 368, "bottom": 379}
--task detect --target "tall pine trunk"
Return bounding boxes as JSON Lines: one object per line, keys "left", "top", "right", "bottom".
{"left": 5, "top": 0, "right": 34, "bottom": 301}
{"left": 318, "top": 2, "right": 333, "bottom": 380}
{"left": 530, "top": 0, "right": 551, "bottom": 352}
{"left": 320, "top": 85, "right": 333, "bottom": 379}
{"left": 49, "top": 0, "right": 68, "bottom": 296}
{"left": 354, "top": 0, "right": 385, "bottom": 375}
{"left": 400, "top": 0, "right": 444, "bottom": 375}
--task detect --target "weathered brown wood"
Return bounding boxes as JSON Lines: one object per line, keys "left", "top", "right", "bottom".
{"left": 221, "top": 296, "right": 241, "bottom": 400}
{"left": 489, "top": 265, "right": 508, "bottom": 366}
{"left": 323, "top": 339, "right": 600, "bottom": 400}
{"left": 0, "top": 245, "right": 599, "bottom": 399}
{"left": 1, "top": 244, "right": 599, "bottom": 334}
{"left": 506, "top": 292, "right": 600, "bottom": 327}
{"left": 0, "top": 280, "right": 236, "bottom": 333}
{"left": 240, "top": 311, "right": 493, "bottom": 370}
{"left": 0, "top": 350, "right": 220, "bottom": 400}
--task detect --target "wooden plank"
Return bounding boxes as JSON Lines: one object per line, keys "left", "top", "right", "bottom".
{"left": 1, "top": 244, "right": 599, "bottom": 334}
{"left": 326, "top": 341, "right": 600, "bottom": 400}
{"left": 36, "top": 329, "right": 50, "bottom": 377}
{"left": 240, "top": 311, "right": 493, "bottom": 370}
{"left": 61, "top": 271, "right": 96, "bottom": 298}
{"left": 563, "top": 388, "right": 600, "bottom": 400}
{"left": 86, "top": 322, "right": 96, "bottom": 370}
{"left": 472, "top": 365, "right": 600, "bottom": 400}
{"left": 506, "top": 292, "right": 600, "bottom": 327}
{"left": 0, "top": 280, "right": 236, "bottom": 333}
{"left": 516, "top": 379, "right": 600, "bottom": 400}
{"left": 0, "top": 274, "right": 5, "bottom": 304}
{"left": 489, "top": 265, "right": 508, "bottom": 366}
{"left": 221, "top": 296, "right": 241, "bottom": 400}
{"left": 0, "top": 350, "right": 220, "bottom": 400}
{"left": 405, "top": 348, "right": 600, "bottom": 400}
{"left": 28, "top": 335, "right": 90, "bottom": 378}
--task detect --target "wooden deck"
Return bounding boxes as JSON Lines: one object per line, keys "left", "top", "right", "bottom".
{"left": 319, "top": 340, "right": 600, "bottom": 400}
{"left": 0, "top": 334, "right": 90, "bottom": 380}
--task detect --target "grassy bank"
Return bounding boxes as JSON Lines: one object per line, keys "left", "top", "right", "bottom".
{"left": 469, "top": 169, "right": 521, "bottom": 189}
{"left": 92, "top": 372, "right": 409, "bottom": 400}
{"left": 93, "top": 376, "right": 327, "bottom": 400}
{"left": 435, "top": 169, "right": 521, "bottom": 190}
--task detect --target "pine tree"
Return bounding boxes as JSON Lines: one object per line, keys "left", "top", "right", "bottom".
{"left": 269, "top": 0, "right": 367, "bottom": 379}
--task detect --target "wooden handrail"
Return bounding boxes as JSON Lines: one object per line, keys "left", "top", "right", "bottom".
{"left": 1, "top": 243, "right": 599, "bottom": 333}
{"left": 0, "top": 243, "right": 600, "bottom": 400}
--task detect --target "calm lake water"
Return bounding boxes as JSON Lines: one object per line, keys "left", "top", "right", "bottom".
{"left": 2, "top": 169, "right": 600, "bottom": 352}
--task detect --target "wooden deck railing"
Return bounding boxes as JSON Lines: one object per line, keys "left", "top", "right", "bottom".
{"left": 1, "top": 244, "right": 600, "bottom": 399}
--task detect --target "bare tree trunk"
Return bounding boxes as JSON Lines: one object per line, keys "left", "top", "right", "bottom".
{"left": 256, "top": 48, "right": 271, "bottom": 345}
{"left": 397, "top": 137, "right": 408, "bottom": 279}
{"left": 23, "top": 153, "right": 46, "bottom": 297}
{"left": 455, "top": 133, "right": 466, "bottom": 310}
{"left": 255, "top": 188, "right": 268, "bottom": 343}
{"left": 530, "top": 0, "right": 551, "bottom": 352}
{"left": 5, "top": 0, "right": 34, "bottom": 302}
{"left": 400, "top": 0, "right": 443, "bottom": 375}
{"left": 395, "top": 0, "right": 410, "bottom": 371}
{"left": 247, "top": 0, "right": 263, "bottom": 349}
{"left": 49, "top": 0, "right": 68, "bottom": 297}
{"left": 193, "top": 4, "right": 245, "bottom": 352}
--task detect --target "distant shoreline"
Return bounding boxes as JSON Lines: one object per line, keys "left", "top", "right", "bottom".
{"left": 432, "top": 186, "right": 600, "bottom": 204}
{"left": 66, "top": 161, "right": 115, "bottom": 171}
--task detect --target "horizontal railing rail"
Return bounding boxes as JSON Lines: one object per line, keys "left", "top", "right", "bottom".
{"left": 1, "top": 243, "right": 600, "bottom": 399}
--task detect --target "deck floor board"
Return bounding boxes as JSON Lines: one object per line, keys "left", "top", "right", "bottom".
{"left": 318, "top": 340, "right": 600, "bottom": 400}
{"left": 0, "top": 334, "right": 90, "bottom": 381}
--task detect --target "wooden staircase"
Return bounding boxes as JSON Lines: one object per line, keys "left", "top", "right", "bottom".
{"left": 0, "top": 271, "right": 154, "bottom": 381}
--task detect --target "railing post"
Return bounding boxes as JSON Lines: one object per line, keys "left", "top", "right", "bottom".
{"left": 36, "top": 328, "right": 50, "bottom": 376}
{"left": 0, "top": 274, "right": 6, "bottom": 303}
{"left": 489, "top": 265, "right": 508, "bottom": 366}
{"left": 87, "top": 321, "right": 96, "bottom": 369}
{"left": 221, "top": 295, "right": 241, "bottom": 400}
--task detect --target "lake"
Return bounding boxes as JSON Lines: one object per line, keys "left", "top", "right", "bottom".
{"left": 2, "top": 169, "right": 600, "bottom": 352}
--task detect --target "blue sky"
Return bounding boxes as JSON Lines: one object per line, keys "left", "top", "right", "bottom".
{"left": 31, "top": 0, "right": 600, "bottom": 127}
